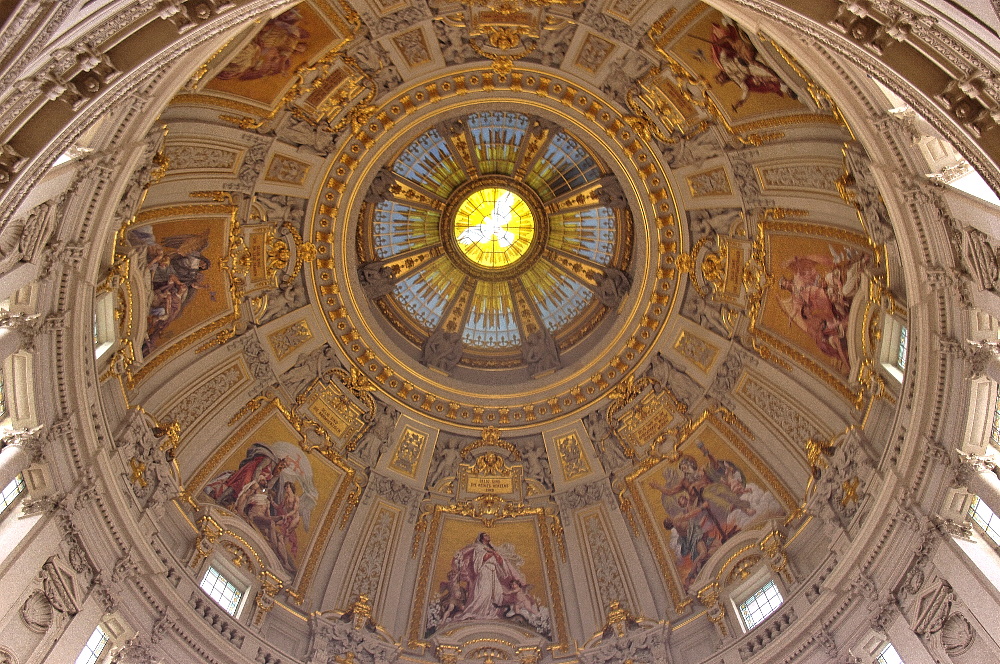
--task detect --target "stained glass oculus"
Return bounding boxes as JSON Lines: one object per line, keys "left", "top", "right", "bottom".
{"left": 358, "top": 111, "right": 632, "bottom": 371}
{"left": 454, "top": 187, "right": 535, "bottom": 269}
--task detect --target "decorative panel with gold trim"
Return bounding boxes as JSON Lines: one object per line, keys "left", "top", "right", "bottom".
{"left": 389, "top": 426, "right": 429, "bottom": 478}
{"left": 189, "top": 406, "right": 353, "bottom": 596}
{"left": 410, "top": 510, "right": 566, "bottom": 647}
{"left": 623, "top": 414, "right": 795, "bottom": 608}
{"left": 342, "top": 500, "right": 403, "bottom": 620}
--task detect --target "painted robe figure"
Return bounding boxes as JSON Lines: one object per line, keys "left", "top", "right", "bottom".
{"left": 127, "top": 226, "right": 215, "bottom": 355}
{"left": 776, "top": 245, "right": 870, "bottom": 372}
{"left": 707, "top": 18, "right": 798, "bottom": 110}
{"left": 651, "top": 442, "right": 783, "bottom": 590}
{"left": 455, "top": 533, "right": 525, "bottom": 621}
{"left": 203, "top": 441, "right": 318, "bottom": 574}
{"left": 426, "top": 533, "right": 551, "bottom": 639}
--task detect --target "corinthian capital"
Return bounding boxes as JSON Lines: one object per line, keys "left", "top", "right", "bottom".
{"left": 0, "top": 425, "right": 45, "bottom": 462}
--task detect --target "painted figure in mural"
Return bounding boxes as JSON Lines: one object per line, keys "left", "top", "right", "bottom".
{"left": 217, "top": 9, "right": 311, "bottom": 81}
{"left": 426, "top": 532, "right": 551, "bottom": 638}
{"left": 706, "top": 18, "right": 798, "bottom": 111}
{"left": 271, "top": 482, "right": 301, "bottom": 569}
{"left": 456, "top": 533, "right": 523, "bottom": 620}
{"left": 203, "top": 441, "right": 318, "bottom": 574}
{"left": 651, "top": 442, "right": 782, "bottom": 589}
{"left": 776, "top": 246, "right": 870, "bottom": 371}
{"left": 127, "top": 226, "right": 215, "bottom": 355}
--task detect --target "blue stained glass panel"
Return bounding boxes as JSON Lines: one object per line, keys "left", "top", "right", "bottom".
{"left": 468, "top": 111, "right": 530, "bottom": 175}
{"left": 525, "top": 131, "right": 601, "bottom": 201}
{"left": 547, "top": 206, "right": 616, "bottom": 265}
{"left": 463, "top": 280, "right": 521, "bottom": 349}
{"left": 391, "top": 128, "right": 466, "bottom": 198}
{"left": 372, "top": 201, "right": 440, "bottom": 259}
{"left": 521, "top": 262, "right": 595, "bottom": 331}
{"left": 393, "top": 260, "right": 464, "bottom": 331}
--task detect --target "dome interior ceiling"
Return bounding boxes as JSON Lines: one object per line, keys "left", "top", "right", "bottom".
{"left": 76, "top": 0, "right": 918, "bottom": 660}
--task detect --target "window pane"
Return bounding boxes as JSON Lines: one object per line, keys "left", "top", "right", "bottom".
{"left": 896, "top": 325, "right": 908, "bottom": 371}
{"left": 200, "top": 565, "right": 243, "bottom": 616}
{"left": 75, "top": 625, "right": 109, "bottom": 664}
{"left": 0, "top": 367, "right": 7, "bottom": 419}
{"left": 739, "top": 580, "right": 784, "bottom": 630}
{"left": 876, "top": 642, "right": 904, "bottom": 664}
{"left": 969, "top": 495, "right": 1000, "bottom": 546}
{"left": 0, "top": 474, "right": 25, "bottom": 512}
{"left": 992, "top": 386, "right": 1000, "bottom": 448}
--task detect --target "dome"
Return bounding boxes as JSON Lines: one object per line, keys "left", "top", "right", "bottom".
{"left": 355, "top": 110, "right": 634, "bottom": 379}
{"left": 2, "top": 2, "right": 1000, "bottom": 664}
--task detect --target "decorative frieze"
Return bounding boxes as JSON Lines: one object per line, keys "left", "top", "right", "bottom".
{"left": 165, "top": 361, "right": 246, "bottom": 431}
{"left": 737, "top": 373, "right": 824, "bottom": 445}
{"left": 758, "top": 163, "right": 843, "bottom": 192}
{"left": 687, "top": 166, "right": 732, "bottom": 197}
{"left": 163, "top": 144, "right": 238, "bottom": 172}
{"left": 580, "top": 511, "right": 629, "bottom": 612}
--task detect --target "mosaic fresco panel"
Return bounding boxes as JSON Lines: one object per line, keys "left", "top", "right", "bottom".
{"left": 419, "top": 514, "right": 559, "bottom": 642}
{"left": 126, "top": 216, "right": 232, "bottom": 358}
{"left": 669, "top": 7, "right": 805, "bottom": 122}
{"left": 760, "top": 230, "right": 872, "bottom": 377}
{"left": 630, "top": 418, "right": 793, "bottom": 600}
{"left": 193, "top": 412, "right": 345, "bottom": 581}
{"left": 205, "top": 3, "right": 340, "bottom": 106}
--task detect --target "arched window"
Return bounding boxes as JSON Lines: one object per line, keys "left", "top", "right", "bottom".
{"left": 0, "top": 474, "right": 24, "bottom": 515}
{"left": 199, "top": 563, "right": 248, "bottom": 617}
{"left": 875, "top": 642, "right": 904, "bottom": 664}
{"left": 968, "top": 495, "right": 1000, "bottom": 546}
{"left": 736, "top": 579, "right": 784, "bottom": 632}
{"left": 74, "top": 625, "right": 109, "bottom": 664}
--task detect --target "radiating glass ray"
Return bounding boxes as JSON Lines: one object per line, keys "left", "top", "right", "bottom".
{"left": 520, "top": 262, "right": 595, "bottom": 331}
{"left": 468, "top": 111, "right": 530, "bottom": 175}
{"left": 463, "top": 280, "right": 521, "bottom": 349}
{"left": 547, "top": 206, "right": 616, "bottom": 265}
{"left": 392, "top": 128, "right": 467, "bottom": 198}
{"left": 393, "top": 259, "right": 464, "bottom": 331}
{"left": 372, "top": 200, "right": 440, "bottom": 259}
{"left": 524, "top": 131, "right": 601, "bottom": 201}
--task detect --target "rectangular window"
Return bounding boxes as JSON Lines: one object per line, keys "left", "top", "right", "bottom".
{"left": 969, "top": 495, "right": 1000, "bottom": 546}
{"left": 75, "top": 625, "right": 109, "bottom": 664}
{"left": 738, "top": 580, "right": 784, "bottom": 630}
{"left": 876, "top": 642, "right": 904, "bottom": 664}
{"left": 896, "top": 325, "right": 908, "bottom": 371}
{"left": 93, "top": 291, "right": 116, "bottom": 359}
{"left": 992, "top": 386, "right": 1000, "bottom": 449}
{"left": 0, "top": 368, "right": 7, "bottom": 420}
{"left": 200, "top": 565, "right": 244, "bottom": 616}
{"left": 879, "top": 315, "right": 909, "bottom": 383}
{"left": 0, "top": 474, "right": 25, "bottom": 513}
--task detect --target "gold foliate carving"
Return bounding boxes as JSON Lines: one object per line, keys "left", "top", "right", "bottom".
{"left": 280, "top": 221, "right": 317, "bottom": 287}
{"left": 696, "top": 582, "right": 727, "bottom": 635}
{"left": 603, "top": 600, "right": 634, "bottom": 638}
{"left": 253, "top": 570, "right": 284, "bottom": 624}
{"left": 459, "top": 426, "right": 522, "bottom": 459}
{"left": 128, "top": 457, "right": 148, "bottom": 487}
{"left": 449, "top": 0, "right": 584, "bottom": 75}
{"left": 841, "top": 477, "right": 860, "bottom": 505}
{"left": 191, "top": 515, "right": 224, "bottom": 567}
{"left": 554, "top": 432, "right": 591, "bottom": 480}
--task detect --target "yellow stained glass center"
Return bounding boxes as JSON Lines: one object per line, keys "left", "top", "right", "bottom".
{"left": 454, "top": 187, "right": 535, "bottom": 268}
